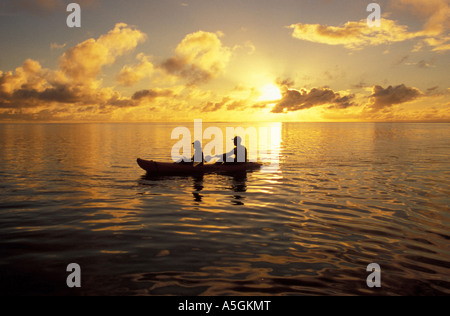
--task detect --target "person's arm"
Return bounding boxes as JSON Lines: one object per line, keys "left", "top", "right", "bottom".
{"left": 221, "top": 149, "right": 233, "bottom": 162}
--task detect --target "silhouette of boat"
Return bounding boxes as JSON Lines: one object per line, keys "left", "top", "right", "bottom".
{"left": 137, "top": 158, "right": 262, "bottom": 176}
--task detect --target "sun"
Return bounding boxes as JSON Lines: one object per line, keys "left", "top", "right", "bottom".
{"left": 258, "top": 83, "right": 282, "bottom": 102}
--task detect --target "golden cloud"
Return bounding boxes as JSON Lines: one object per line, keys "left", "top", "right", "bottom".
{"left": 116, "top": 53, "right": 155, "bottom": 87}
{"left": 161, "top": 31, "right": 232, "bottom": 85}
{"left": 0, "top": 23, "right": 148, "bottom": 116}
{"left": 290, "top": 0, "right": 450, "bottom": 52}
{"left": 395, "top": 0, "right": 450, "bottom": 51}
{"left": 0, "top": 25, "right": 238, "bottom": 121}
{"left": 60, "top": 23, "right": 146, "bottom": 84}
{"left": 1, "top": 20, "right": 447, "bottom": 122}
{"left": 394, "top": 0, "right": 450, "bottom": 36}
{"left": 289, "top": 18, "right": 418, "bottom": 50}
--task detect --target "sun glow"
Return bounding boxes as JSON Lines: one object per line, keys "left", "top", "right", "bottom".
{"left": 258, "top": 84, "right": 282, "bottom": 102}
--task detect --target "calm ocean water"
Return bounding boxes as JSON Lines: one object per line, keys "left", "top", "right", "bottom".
{"left": 0, "top": 122, "right": 449, "bottom": 296}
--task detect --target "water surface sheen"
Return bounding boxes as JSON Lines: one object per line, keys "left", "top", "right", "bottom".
{"left": 0, "top": 123, "right": 449, "bottom": 295}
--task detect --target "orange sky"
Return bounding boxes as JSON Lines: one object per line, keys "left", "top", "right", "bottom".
{"left": 0, "top": 0, "right": 449, "bottom": 122}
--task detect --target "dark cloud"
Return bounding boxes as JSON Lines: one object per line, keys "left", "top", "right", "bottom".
{"left": 404, "top": 57, "right": 436, "bottom": 68}
{"left": 276, "top": 78, "right": 295, "bottom": 89}
{"left": 200, "top": 97, "right": 252, "bottom": 112}
{"left": 351, "top": 81, "right": 369, "bottom": 89}
{"left": 426, "top": 86, "right": 439, "bottom": 95}
{"left": 201, "top": 97, "right": 230, "bottom": 112}
{"left": 0, "top": 81, "right": 111, "bottom": 109}
{"left": 425, "top": 86, "right": 450, "bottom": 96}
{"left": 161, "top": 57, "right": 214, "bottom": 85}
{"left": 252, "top": 104, "right": 268, "bottom": 109}
{"left": 328, "top": 94, "right": 357, "bottom": 109}
{"left": 226, "top": 100, "right": 246, "bottom": 111}
{"left": 394, "top": 55, "right": 410, "bottom": 66}
{"left": 415, "top": 59, "right": 435, "bottom": 68}
{"left": 20, "top": 85, "right": 80, "bottom": 103}
{"left": 0, "top": 108, "right": 70, "bottom": 121}
{"left": 368, "top": 84, "right": 423, "bottom": 111}
{"left": 131, "top": 89, "right": 174, "bottom": 101}
{"left": 271, "top": 87, "right": 356, "bottom": 113}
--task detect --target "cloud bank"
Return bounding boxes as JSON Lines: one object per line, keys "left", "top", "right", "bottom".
{"left": 0, "top": 19, "right": 447, "bottom": 122}
{"left": 269, "top": 83, "right": 435, "bottom": 122}
{"left": 0, "top": 24, "right": 239, "bottom": 121}
{"left": 271, "top": 88, "right": 356, "bottom": 113}
{"left": 0, "top": 23, "right": 146, "bottom": 114}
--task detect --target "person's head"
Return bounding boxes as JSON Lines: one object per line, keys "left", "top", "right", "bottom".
{"left": 233, "top": 136, "right": 242, "bottom": 146}
{"left": 192, "top": 140, "right": 202, "bottom": 149}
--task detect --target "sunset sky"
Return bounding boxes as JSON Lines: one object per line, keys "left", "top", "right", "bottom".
{"left": 0, "top": 0, "right": 449, "bottom": 122}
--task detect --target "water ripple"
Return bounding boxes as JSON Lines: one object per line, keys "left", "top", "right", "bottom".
{"left": 1, "top": 123, "right": 449, "bottom": 295}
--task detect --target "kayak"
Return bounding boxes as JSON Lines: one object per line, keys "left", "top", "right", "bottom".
{"left": 137, "top": 158, "right": 262, "bottom": 175}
